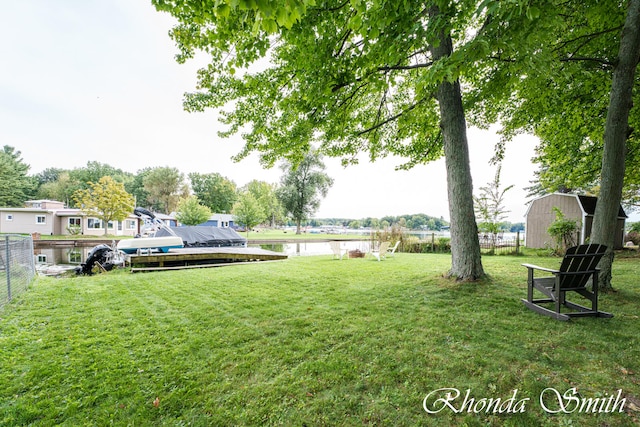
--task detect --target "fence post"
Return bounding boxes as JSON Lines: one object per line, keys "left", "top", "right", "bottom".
{"left": 516, "top": 231, "right": 520, "bottom": 255}
{"left": 6, "top": 235, "right": 11, "bottom": 302}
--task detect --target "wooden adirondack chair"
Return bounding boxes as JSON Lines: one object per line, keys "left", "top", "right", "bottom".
{"left": 521, "top": 244, "right": 613, "bottom": 321}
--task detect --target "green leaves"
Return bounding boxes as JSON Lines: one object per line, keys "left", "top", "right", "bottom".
{"left": 525, "top": 6, "right": 540, "bottom": 20}
{"left": 176, "top": 195, "right": 213, "bottom": 225}
{"left": 0, "top": 146, "right": 34, "bottom": 206}
{"left": 277, "top": 151, "right": 333, "bottom": 231}
{"left": 72, "top": 176, "right": 135, "bottom": 235}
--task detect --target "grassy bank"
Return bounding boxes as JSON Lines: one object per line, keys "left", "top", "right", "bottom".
{"left": 1, "top": 254, "right": 639, "bottom": 426}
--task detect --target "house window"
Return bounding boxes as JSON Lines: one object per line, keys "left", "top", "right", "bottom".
{"left": 117, "top": 221, "right": 122, "bottom": 231}
{"left": 6, "top": 214, "right": 12, "bottom": 221}
{"left": 67, "top": 250, "right": 82, "bottom": 264}
{"left": 126, "top": 220, "right": 136, "bottom": 230}
{"left": 87, "top": 218, "right": 102, "bottom": 229}
{"left": 68, "top": 217, "right": 81, "bottom": 227}
{"left": 36, "top": 215, "right": 46, "bottom": 225}
{"left": 107, "top": 221, "right": 114, "bottom": 229}
{"left": 36, "top": 254, "right": 47, "bottom": 263}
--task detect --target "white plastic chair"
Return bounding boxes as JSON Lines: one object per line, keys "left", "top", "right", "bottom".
{"left": 387, "top": 241, "right": 400, "bottom": 257}
{"left": 329, "top": 241, "right": 349, "bottom": 260}
{"left": 370, "top": 241, "right": 390, "bottom": 261}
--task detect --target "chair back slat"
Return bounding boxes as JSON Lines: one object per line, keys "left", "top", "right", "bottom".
{"left": 559, "top": 244, "right": 607, "bottom": 288}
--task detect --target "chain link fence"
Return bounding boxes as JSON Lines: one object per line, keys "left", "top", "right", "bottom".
{"left": 0, "top": 234, "right": 36, "bottom": 311}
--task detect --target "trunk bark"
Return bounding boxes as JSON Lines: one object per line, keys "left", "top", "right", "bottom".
{"left": 430, "top": 10, "right": 485, "bottom": 281}
{"left": 591, "top": 0, "right": 640, "bottom": 290}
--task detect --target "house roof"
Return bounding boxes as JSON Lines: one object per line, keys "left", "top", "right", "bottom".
{"left": 0, "top": 207, "right": 56, "bottom": 213}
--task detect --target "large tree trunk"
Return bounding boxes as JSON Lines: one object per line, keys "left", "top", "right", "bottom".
{"left": 430, "top": 11, "right": 485, "bottom": 281}
{"left": 591, "top": 0, "right": 640, "bottom": 290}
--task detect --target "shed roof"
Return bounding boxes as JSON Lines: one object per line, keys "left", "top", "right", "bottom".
{"left": 576, "top": 195, "right": 627, "bottom": 218}
{"left": 526, "top": 193, "right": 627, "bottom": 219}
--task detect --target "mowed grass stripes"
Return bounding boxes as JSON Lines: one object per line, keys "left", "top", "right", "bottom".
{"left": 1, "top": 254, "right": 639, "bottom": 426}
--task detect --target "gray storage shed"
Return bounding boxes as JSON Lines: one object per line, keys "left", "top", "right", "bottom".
{"left": 525, "top": 193, "right": 627, "bottom": 249}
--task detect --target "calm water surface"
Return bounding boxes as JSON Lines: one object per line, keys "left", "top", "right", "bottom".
{"left": 34, "top": 240, "right": 373, "bottom": 269}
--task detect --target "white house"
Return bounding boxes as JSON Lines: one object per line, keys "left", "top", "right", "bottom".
{"left": 0, "top": 200, "right": 139, "bottom": 237}
{"left": 199, "top": 213, "right": 235, "bottom": 228}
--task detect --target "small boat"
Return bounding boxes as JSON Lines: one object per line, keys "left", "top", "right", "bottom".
{"left": 155, "top": 226, "right": 246, "bottom": 248}
{"left": 117, "top": 236, "right": 184, "bottom": 254}
{"left": 116, "top": 207, "right": 184, "bottom": 255}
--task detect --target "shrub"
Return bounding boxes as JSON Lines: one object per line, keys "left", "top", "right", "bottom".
{"left": 547, "top": 207, "right": 580, "bottom": 254}
{"left": 624, "top": 231, "right": 640, "bottom": 245}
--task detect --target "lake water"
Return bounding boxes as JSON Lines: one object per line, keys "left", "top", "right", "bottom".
{"left": 34, "top": 240, "right": 374, "bottom": 273}
{"left": 255, "top": 240, "right": 372, "bottom": 256}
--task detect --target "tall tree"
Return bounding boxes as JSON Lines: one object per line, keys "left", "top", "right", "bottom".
{"left": 188, "top": 172, "right": 237, "bottom": 213}
{"left": 277, "top": 152, "right": 333, "bottom": 234}
{"left": 143, "top": 166, "right": 187, "bottom": 214}
{"left": 468, "top": 0, "right": 640, "bottom": 289}
{"left": 176, "top": 195, "right": 213, "bottom": 225}
{"left": 126, "top": 168, "right": 154, "bottom": 211}
{"left": 591, "top": 0, "right": 640, "bottom": 288}
{"left": 242, "top": 180, "right": 284, "bottom": 227}
{"left": 35, "top": 171, "right": 76, "bottom": 206}
{"left": 232, "top": 192, "right": 265, "bottom": 237}
{"left": 70, "top": 161, "right": 133, "bottom": 189}
{"left": 33, "top": 167, "right": 65, "bottom": 186}
{"left": 72, "top": 176, "right": 135, "bottom": 236}
{"left": 153, "top": 0, "right": 490, "bottom": 279}
{"left": 0, "top": 146, "right": 35, "bottom": 206}
{"left": 474, "top": 165, "right": 513, "bottom": 247}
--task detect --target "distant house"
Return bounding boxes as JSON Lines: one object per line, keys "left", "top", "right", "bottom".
{"left": 199, "top": 213, "right": 235, "bottom": 228}
{"left": 0, "top": 200, "right": 139, "bottom": 236}
{"left": 525, "top": 193, "right": 627, "bottom": 249}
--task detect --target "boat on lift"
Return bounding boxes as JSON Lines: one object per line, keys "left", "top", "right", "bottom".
{"left": 117, "top": 207, "right": 184, "bottom": 254}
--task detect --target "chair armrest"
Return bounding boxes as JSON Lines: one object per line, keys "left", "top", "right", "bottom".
{"left": 521, "top": 263, "right": 560, "bottom": 274}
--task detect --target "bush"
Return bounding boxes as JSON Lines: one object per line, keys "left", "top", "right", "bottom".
{"left": 624, "top": 231, "right": 640, "bottom": 245}
{"left": 547, "top": 207, "right": 580, "bottom": 254}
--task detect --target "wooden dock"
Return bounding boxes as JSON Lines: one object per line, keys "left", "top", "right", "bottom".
{"left": 128, "top": 247, "right": 288, "bottom": 272}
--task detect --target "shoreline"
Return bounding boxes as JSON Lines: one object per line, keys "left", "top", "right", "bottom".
{"left": 32, "top": 236, "right": 371, "bottom": 248}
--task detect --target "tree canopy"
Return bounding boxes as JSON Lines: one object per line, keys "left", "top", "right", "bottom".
{"left": 465, "top": 0, "right": 640, "bottom": 288}
{"left": 277, "top": 152, "right": 333, "bottom": 234}
{"left": 0, "top": 146, "right": 34, "bottom": 206}
{"left": 143, "top": 166, "right": 188, "bottom": 214}
{"left": 232, "top": 192, "right": 265, "bottom": 237}
{"left": 72, "top": 176, "right": 135, "bottom": 236}
{"left": 189, "top": 172, "right": 237, "bottom": 213}
{"left": 176, "top": 195, "right": 213, "bottom": 225}
{"left": 153, "top": 0, "right": 520, "bottom": 279}
{"left": 468, "top": 1, "right": 640, "bottom": 208}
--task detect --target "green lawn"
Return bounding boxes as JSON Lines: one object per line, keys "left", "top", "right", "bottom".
{"left": 1, "top": 254, "right": 639, "bottom": 426}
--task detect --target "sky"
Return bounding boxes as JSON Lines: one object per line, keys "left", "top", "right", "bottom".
{"left": 1, "top": 1, "right": 552, "bottom": 223}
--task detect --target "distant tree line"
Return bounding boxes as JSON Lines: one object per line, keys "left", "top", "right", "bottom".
{"left": 307, "top": 216, "right": 524, "bottom": 232}
{"left": 2, "top": 146, "right": 336, "bottom": 234}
